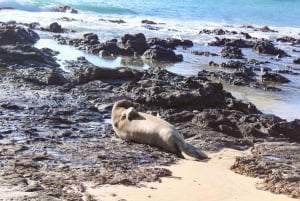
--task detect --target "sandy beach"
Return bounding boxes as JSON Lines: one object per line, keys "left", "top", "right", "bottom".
{"left": 86, "top": 149, "right": 296, "bottom": 201}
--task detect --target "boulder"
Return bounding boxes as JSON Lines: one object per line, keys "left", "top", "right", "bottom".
{"left": 98, "top": 41, "right": 133, "bottom": 56}
{"left": 276, "top": 36, "right": 300, "bottom": 44}
{"left": 49, "top": 22, "right": 63, "bottom": 33}
{"left": 147, "top": 38, "right": 193, "bottom": 49}
{"left": 55, "top": 6, "right": 78, "bottom": 14}
{"left": 192, "top": 51, "right": 218, "bottom": 57}
{"left": 294, "top": 58, "right": 300, "bottom": 64}
{"left": 270, "top": 119, "right": 300, "bottom": 142}
{"left": 142, "top": 45, "right": 183, "bottom": 62}
{"left": 71, "top": 66, "right": 143, "bottom": 84}
{"left": 199, "top": 29, "right": 237, "bottom": 35}
{"left": 220, "top": 60, "right": 244, "bottom": 69}
{"left": 121, "top": 33, "right": 148, "bottom": 55}
{"left": 262, "top": 72, "right": 290, "bottom": 83}
{"left": 253, "top": 40, "right": 289, "bottom": 57}
{"left": 135, "top": 80, "right": 227, "bottom": 110}
{"left": 83, "top": 33, "right": 99, "bottom": 42}
{"left": 0, "top": 25, "right": 39, "bottom": 45}
{"left": 141, "top": 19, "right": 157, "bottom": 24}
{"left": 221, "top": 46, "right": 244, "bottom": 59}
{"left": 17, "top": 67, "right": 68, "bottom": 86}
{"left": 0, "top": 45, "right": 59, "bottom": 67}
{"left": 209, "top": 38, "right": 254, "bottom": 48}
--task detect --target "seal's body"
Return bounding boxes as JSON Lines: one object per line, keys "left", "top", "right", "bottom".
{"left": 111, "top": 100, "right": 207, "bottom": 160}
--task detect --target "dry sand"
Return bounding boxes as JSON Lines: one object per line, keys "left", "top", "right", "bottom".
{"left": 86, "top": 148, "right": 297, "bottom": 201}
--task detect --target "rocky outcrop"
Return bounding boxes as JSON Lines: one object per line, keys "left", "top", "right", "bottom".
{"left": 142, "top": 45, "right": 183, "bottom": 62}
{"left": 221, "top": 46, "right": 244, "bottom": 59}
{"left": 55, "top": 5, "right": 78, "bottom": 13}
{"left": 197, "top": 70, "right": 279, "bottom": 91}
{"left": 0, "top": 45, "right": 59, "bottom": 67}
{"left": 192, "top": 109, "right": 282, "bottom": 139}
{"left": 71, "top": 66, "right": 143, "bottom": 84}
{"left": 276, "top": 36, "right": 300, "bottom": 45}
{"left": 253, "top": 40, "right": 289, "bottom": 57}
{"left": 209, "top": 38, "right": 254, "bottom": 48}
{"left": 262, "top": 72, "right": 290, "bottom": 83}
{"left": 53, "top": 33, "right": 191, "bottom": 63}
{"left": 147, "top": 38, "right": 193, "bottom": 49}
{"left": 192, "top": 51, "right": 218, "bottom": 57}
{"left": 294, "top": 58, "right": 300, "bottom": 64}
{"left": 49, "top": 22, "right": 63, "bottom": 33}
{"left": 0, "top": 24, "right": 39, "bottom": 45}
{"left": 199, "top": 28, "right": 237, "bottom": 35}
{"left": 16, "top": 67, "right": 68, "bottom": 86}
{"left": 220, "top": 60, "right": 245, "bottom": 69}
{"left": 141, "top": 19, "right": 157, "bottom": 24}
{"left": 270, "top": 119, "right": 300, "bottom": 142}
{"left": 231, "top": 142, "right": 300, "bottom": 198}
{"left": 121, "top": 33, "right": 148, "bottom": 55}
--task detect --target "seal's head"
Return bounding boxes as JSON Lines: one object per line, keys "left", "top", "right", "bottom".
{"left": 111, "top": 100, "right": 133, "bottom": 128}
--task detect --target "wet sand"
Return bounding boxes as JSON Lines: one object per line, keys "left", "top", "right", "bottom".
{"left": 86, "top": 149, "right": 297, "bottom": 201}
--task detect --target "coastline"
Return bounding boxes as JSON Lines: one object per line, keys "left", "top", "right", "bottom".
{"left": 0, "top": 3, "right": 300, "bottom": 201}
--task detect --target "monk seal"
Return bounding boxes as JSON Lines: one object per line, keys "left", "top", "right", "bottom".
{"left": 111, "top": 100, "right": 208, "bottom": 160}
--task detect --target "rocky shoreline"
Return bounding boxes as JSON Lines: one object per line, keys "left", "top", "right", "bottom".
{"left": 1, "top": 20, "right": 300, "bottom": 200}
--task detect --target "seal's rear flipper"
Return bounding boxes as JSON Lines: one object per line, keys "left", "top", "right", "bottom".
{"left": 180, "top": 143, "right": 208, "bottom": 161}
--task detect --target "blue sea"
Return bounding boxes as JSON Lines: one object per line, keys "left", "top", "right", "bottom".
{"left": 1, "top": 0, "right": 300, "bottom": 120}
{"left": 1, "top": 0, "right": 300, "bottom": 27}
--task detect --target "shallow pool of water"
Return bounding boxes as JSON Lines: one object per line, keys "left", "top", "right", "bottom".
{"left": 34, "top": 38, "right": 300, "bottom": 121}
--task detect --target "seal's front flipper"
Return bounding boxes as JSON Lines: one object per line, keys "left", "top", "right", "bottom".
{"left": 126, "top": 107, "right": 139, "bottom": 121}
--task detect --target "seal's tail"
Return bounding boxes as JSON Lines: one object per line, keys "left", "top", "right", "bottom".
{"left": 178, "top": 142, "right": 208, "bottom": 161}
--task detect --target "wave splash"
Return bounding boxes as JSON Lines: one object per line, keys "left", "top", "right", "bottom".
{"left": 0, "top": 0, "right": 136, "bottom": 14}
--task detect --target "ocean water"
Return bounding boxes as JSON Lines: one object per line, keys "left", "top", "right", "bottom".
{"left": 1, "top": 0, "right": 300, "bottom": 28}
{"left": 1, "top": 0, "right": 300, "bottom": 120}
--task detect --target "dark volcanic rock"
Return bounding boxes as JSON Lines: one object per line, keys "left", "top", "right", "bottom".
{"left": 49, "top": 22, "right": 63, "bottom": 33}
{"left": 141, "top": 19, "right": 157, "bottom": 24}
{"left": 221, "top": 46, "right": 244, "bottom": 59}
{"left": 253, "top": 40, "right": 289, "bottom": 57}
{"left": 83, "top": 33, "right": 99, "bottom": 43}
{"left": 0, "top": 45, "right": 59, "bottom": 67}
{"left": 55, "top": 5, "right": 78, "bottom": 13}
{"left": 142, "top": 45, "right": 183, "bottom": 62}
{"left": 294, "top": 58, "right": 300, "bottom": 64}
{"left": 258, "top": 26, "right": 278, "bottom": 33}
{"left": 192, "top": 51, "right": 218, "bottom": 57}
{"left": 138, "top": 81, "right": 226, "bottom": 110}
{"left": 199, "top": 28, "right": 237, "bottom": 35}
{"left": 231, "top": 142, "right": 300, "bottom": 198}
{"left": 192, "top": 109, "right": 284, "bottom": 140}
{"left": 71, "top": 66, "right": 143, "bottom": 84}
{"left": 147, "top": 38, "right": 193, "bottom": 49}
{"left": 209, "top": 38, "right": 254, "bottom": 48}
{"left": 276, "top": 36, "right": 300, "bottom": 45}
{"left": 197, "top": 70, "right": 279, "bottom": 91}
{"left": 262, "top": 72, "right": 290, "bottom": 83}
{"left": 270, "top": 119, "right": 300, "bottom": 142}
{"left": 121, "top": 33, "right": 148, "bottom": 55}
{"left": 16, "top": 67, "right": 68, "bottom": 86}
{"left": 220, "top": 60, "right": 245, "bottom": 69}
{"left": 99, "top": 41, "right": 133, "bottom": 56}
{"left": 0, "top": 25, "right": 39, "bottom": 45}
